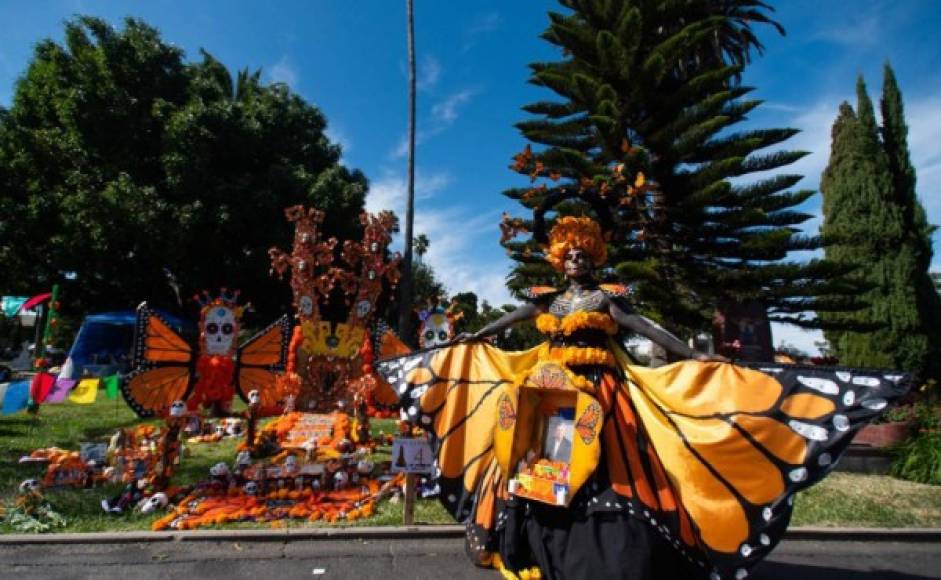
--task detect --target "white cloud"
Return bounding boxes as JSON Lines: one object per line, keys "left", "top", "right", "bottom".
{"left": 417, "top": 55, "right": 442, "bottom": 91}
{"left": 365, "top": 169, "right": 512, "bottom": 306}
{"left": 771, "top": 322, "right": 826, "bottom": 356}
{"left": 462, "top": 11, "right": 501, "bottom": 52}
{"left": 391, "top": 89, "right": 478, "bottom": 158}
{"left": 324, "top": 125, "right": 352, "bottom": 158}
{"left": 268, "top": 55, "right": 298, "bottom": 88}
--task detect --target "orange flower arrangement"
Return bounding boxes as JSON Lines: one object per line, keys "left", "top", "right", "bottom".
{"left": 535, "top": 312, "right": 618, "bottom": 336}
{"left": 544, "top": 216, "right": 607, "bottom": 271}
{"left": 539, "top": 344, "right": 616, "bottom": 368}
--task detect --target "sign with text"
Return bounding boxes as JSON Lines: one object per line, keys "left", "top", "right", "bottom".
{"left": 390, "top": 437, "right": 434, "bottom": 474}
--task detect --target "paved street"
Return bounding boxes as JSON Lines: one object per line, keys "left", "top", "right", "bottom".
{"left": 0, "top": 537, "right": 938, "bottom": 580}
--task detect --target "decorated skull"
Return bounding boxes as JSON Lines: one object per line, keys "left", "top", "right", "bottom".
{"left": 298, "top": 295, "right": 315, "bottom": 317}
{"left": 138, "top": 492, "right": 169, "bottom": 514}
{"left": 202, "top": 305, "right": 238, "bottom": 356}
{"left": 419, "top": 312, "right": 454, "bottom": 349}
{"left": 248, "top": 389, "right": 261, "bottom": 407}
{"left": 356, "top": 459, "right": 374, "bottom": 475}
{"left": 284, "top": 455, "right": 298, "bottom": 471}
{"left": 224, "top": 419, "right": 243, "bottom": 436}
{"left": 19, "top": 479, "right": 41, "bottom": 494}
{"left": 210, "top": 462, "right": 230, "bottom": 478}
{"left": 244, "top": 481, "right": 258, "bottom": 495}
{"left": 235, "top": 450, "right": 252, "bottom": 468}
{"left": 333, "top": 470, "right": 349, "bottom": 490}
{"left": 214, "top": 423, "right": 226, "bottom": 437}
{"left": 169, "top": 400, "right": 187, "bottom": 418}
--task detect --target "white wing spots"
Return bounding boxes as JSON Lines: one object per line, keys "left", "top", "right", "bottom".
{"left": 833, "top": 414, "right": 850, "bottom": 432}
{"left": 398, "top": 383, "right": 409, "bottom": 394}
{"left": 412, "top": 385, "right": 429, "bottom": 398}
{"left": 762, "top": 506, "right": 772, "bottom": 521}
{"left": 843, "top": 391, "right": 856, "bottom": 406}
{"left": 862, "top": 398, "right": 888, "bottom": 411}
{"left": 740, "top": 543, "right": 753, "bottom": 557}
{"left": 797, "top": 376, "right": 839, "bottom": 395}
{"left": 735, "top": 568, "right": 749, "bottom": 579}
{"left": 883, "top": 374, "right": 904, "bottom": 383}
{"left": 759, "top": 533, "right": 771, "bottom": 546}
{"left": 836, "top": 371, "right": 852, "bottom": 383}
{"left": 420, "top": 415, "right": 432, "bottom": 425}
{"left": 789, "top": 467, "right": 809, "bottom": 483}
{"left": 407, "top": 405, "right": 417, "bottom": 417}
{"left": 759, "top": 367, "right": 783, "bottom": 374}
{"left": 447, "top": 494, "right": 456, "bottom": 503}
{"left": 788, "top": 420, "right": 829, "bottom": 441}
{"left": 852, "top": 376, "right": 881, "bottom": 387}
{"left": 399, "top": 409, "right": 410, "bottom": 421}
{"left": 818, "top": 452, "right": 832, "bottom": 466}
{"left": 403, "top": 358, "right": 422, "bottom": 371}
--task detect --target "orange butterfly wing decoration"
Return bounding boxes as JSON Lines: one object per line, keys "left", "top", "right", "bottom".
{"left": 122, "top": 302, "right": 195, "bottom": 417}
{"left": 574, "top": 401, "right": 601, "bottom": 444}
{"left": 234, "top": 315, "right": 291, "bottom": 409}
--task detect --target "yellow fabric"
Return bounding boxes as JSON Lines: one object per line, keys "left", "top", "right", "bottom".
{"left": 404, "top": 340, "right": 838, "bottom": 555}
{"left": 69, "top": 378, "right": 100, "bottom": 404}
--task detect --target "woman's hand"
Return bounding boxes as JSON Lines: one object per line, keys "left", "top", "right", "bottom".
{"left": 695, "top": 352, "right": 730, "bottom": 363}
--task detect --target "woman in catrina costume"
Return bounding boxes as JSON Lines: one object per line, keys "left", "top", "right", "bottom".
{"left": 376, "top": 194, "right": 910, "bottom": 580}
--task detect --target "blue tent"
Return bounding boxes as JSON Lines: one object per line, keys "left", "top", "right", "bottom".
{"left": 59, "top": 310, "right": 194, "bottom": 380}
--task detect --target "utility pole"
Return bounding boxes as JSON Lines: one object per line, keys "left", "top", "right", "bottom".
{"left": 398, "top": 0, "right": 417, "bottom": 345}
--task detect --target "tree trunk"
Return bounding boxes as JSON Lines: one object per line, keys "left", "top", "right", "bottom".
{"left": 398, "top": 0, "right": 417, "bottom": 343}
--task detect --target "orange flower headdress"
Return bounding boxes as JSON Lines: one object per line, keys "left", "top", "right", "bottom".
{"left": 545, "top": 216, "right": 608, "bottom": 271}
{"left": 533, "top": 190, "right": 614, "bottom": 272}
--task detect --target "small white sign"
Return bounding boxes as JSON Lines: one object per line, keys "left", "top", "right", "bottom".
{"left": 390, "top": 437, "right": 434, "bottom": 474}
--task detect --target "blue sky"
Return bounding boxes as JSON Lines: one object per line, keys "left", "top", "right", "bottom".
{"left": 2, "top": 0, "right": 940, "bottom": 354}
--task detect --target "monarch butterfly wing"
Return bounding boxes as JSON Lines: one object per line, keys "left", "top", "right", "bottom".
{"left": 123, "top": 366, "right": 193, "bottom": 418}
{"left": 376, "top": 342, "right": 540, "bottom": 521}
{"left": 234, "top": 315, "right": 291, "bottom": 405}
{"left": 122, "top": 302, "right": 194, "bottom": 417}
{"left": 615, "top": 346, "right": 912, "bottom": 579}
{"left": 133, "top": 302, "right": 192, "bottom": 365}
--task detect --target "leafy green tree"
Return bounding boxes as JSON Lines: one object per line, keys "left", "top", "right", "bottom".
{"left": 500, "top": 0, "right": 858, "bottom": 336}
{"left": 413, "top": 233, "right": 430, "bottom": 263}
{"left": 821, "top": 69, "right": 941, "bottom": 378}
{"left": 0, "top": 17, "right": 366, "bottom": 323}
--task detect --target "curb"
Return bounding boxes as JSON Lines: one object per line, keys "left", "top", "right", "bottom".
{"left": 0, "top": 525, "right": 939, "bottom": 545}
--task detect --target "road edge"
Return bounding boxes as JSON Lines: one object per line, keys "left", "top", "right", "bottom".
{"left": 1, "top": 525, "right": 940, "bottom": 545}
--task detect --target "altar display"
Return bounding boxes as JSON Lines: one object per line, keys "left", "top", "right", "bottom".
{"left": 376, "top": 196, "right": 912, "bottom": 580}
{"left": 268, "top": 206, "right": 402, "bottom": 414}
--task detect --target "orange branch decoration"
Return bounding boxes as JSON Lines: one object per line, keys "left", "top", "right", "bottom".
{"left": 269, "top": 206, "right": 401, "bottom": 413}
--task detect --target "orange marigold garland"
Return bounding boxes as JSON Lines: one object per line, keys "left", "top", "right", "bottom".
{"left": 535, "top": 312, "right": 618, "bottom": 337}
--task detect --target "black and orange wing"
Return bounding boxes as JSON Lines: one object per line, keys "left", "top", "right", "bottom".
{"left": 122, "top": 302, "right": 195, "bottom": 417}
{"left": 608, "top": 346, "right": 911, "bottom": 579}
{"left": 234, "top": 315, "right": 291, "bottom": 409}
{"left": 376, "top": 343, "right": 540, "bottom": 522}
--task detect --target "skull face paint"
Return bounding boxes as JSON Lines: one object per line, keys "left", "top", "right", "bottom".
{"left": 202, "top": 306, "right": 238, "bottom": 355}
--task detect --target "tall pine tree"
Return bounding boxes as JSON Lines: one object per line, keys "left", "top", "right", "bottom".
{"left": 500, "top": 0, "right": 858, "bottom": 335}
{"left": 821, "top": 68, "right": 941, "bottom": 379}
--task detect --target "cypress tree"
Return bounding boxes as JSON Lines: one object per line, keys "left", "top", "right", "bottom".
{"left": 820, "top": 70, "right": 941, "bottom": 378}
{"left": 500, "top": 0, "right": 858, "bottom": 334}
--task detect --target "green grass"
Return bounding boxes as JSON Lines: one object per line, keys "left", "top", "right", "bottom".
{"left": 791, "top": 472, "right": 941, "bottom": 527}
{"left": 2, "top": 395, "right": 939, "bottom": 532}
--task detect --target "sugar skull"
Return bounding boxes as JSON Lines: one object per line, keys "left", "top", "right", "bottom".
{"left": 419, "top": 312, "right": 454, "bottom": 349}
{"left": 138, "top": 492, "right": 169, "bottom": 514}
{"left": 202, "top": 306, "right": 238, "bottom": 356}
{"left": 169, "top": 400, "right": 187, "bottom": 418}
{"left": 244, "top": 481, "right": 258, "bottom": 495}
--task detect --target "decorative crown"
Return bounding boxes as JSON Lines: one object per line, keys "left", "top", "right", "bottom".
{"left": 193, "top": 288, "right": 246, "bottom": 318}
